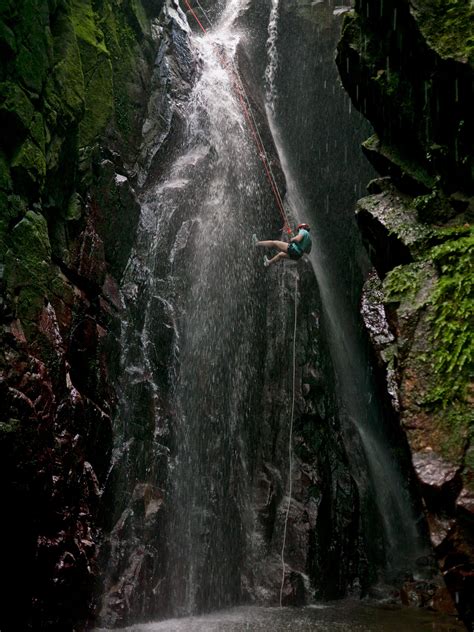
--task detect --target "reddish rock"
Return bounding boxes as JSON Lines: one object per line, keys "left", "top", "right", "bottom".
{"left": 413, "top": 451, "right": 460, "bottom": 490}
{"left": 456, "top": 488, "right": 474, "bottom": 518}
{"left": 426, "top": 513, "right": 456, "bottom": 549}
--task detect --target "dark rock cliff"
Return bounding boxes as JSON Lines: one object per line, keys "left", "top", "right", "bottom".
{"left": 336, "top": 0, "right": 473, "bottom": 626}
{"left": 0, "top": 0, "right": 163, "bottom": 629}
{"left": 96, "top": 2, "right": 373, "bottom": 625}
{"left": 4, "top": 0, "right": 470, "bottom": 629}
{"left": 1, "top": 0, "right": 371, "bottom": 628}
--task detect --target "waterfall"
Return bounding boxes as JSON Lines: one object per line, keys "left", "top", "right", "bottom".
{"left": 117, "top": 0, "right": 274, "bottom": 617}
{"left": 265, "top": 0, "right": 280, "bottom": 111}
{"left": 101, "top": 2, "right": 434, "bottom": 626}
{"left": 262, "top": 3, "right": 429, "bottom": 579}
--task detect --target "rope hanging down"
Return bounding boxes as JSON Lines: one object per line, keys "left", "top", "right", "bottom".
{"left": 279, "top": 276, "right": 298, "bottom": 607}
{"left": 183, "top": 0, "right": 292, "bottom": 234}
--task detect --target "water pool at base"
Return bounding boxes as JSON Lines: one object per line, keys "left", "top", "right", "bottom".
{"left": 95, "top": 601, "right": 464, "bottom": 631}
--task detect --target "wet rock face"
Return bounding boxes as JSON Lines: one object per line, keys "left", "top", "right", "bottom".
{"left": 0, "top": 332, "right": 113, "bottom": 631}
{"left": 336, "top": 0, "right": 473, "bottom": 194}
{"left": 97, "top": 1, "right": 371, "bottom": 623}
{"left": 245, "top": 264, "right": 369, "bottom": 606}
{"left": 0, "top": 0, "right": 160, "bottom": 629}
{"left": 336, "top": 0, "right": 474, "bottom": 626}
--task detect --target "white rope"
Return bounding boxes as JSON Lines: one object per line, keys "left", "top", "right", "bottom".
{"left": 194, "top": 0, "right": 213, "bottom": 27}
{"left": 279, "top": 275, "right": 298, "bottom": 607}
{"left": 189, "top": 0, "right": 286, "bottom": 219}
{"left": 229, "top": 60, "right": 286, "bottom": 214}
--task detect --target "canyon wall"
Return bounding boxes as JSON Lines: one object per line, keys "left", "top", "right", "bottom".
{"left": 336, "top": 0, "right": 473, "bottom": 625}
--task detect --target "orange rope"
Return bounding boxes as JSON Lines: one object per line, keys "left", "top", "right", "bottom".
{"left": 183, "top": 0, "right": 292, "bottom": 234}
{"left": 184, "top": 0, "right": 207, "bottom": 33}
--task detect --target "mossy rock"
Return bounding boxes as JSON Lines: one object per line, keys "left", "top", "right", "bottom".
{"left": 425, "top": 227, "right": 474, "bottom": 405}
{"left": 411, "top": 0, "right": 474, "bottom": 65}
{"left": 30, "top": 111, "right": 46, "bottom": 151}
{"left": 0, "top": 81, "right": 35, "bottom": 150}
{"left": 0, "top": 18, "right": 17, "bottom": 57}
{"left": 78, "top": 44, "right": 114, "bottom": 146}
{"left": 100, "top": 1, "right": 144, "bottom": 141}
{"left": 45, "top": 3, "right": 85, "bottom": 129}
{"left": 8, "top": 0, "right": 51, "bottom": 93}
{"left": 356, "top": 188, "right": 432, "bottom": 272}
{"left": 0, "top": 151, "right": 12, "bottom": 191}
{"left": 0, "top": 194, "right": 26, "bottom": 251}
{"left": 362, "top": 133, "right": 435, "bottom": 193}
{"left": 4, "top": 210, "right": 53, "bottom": 332}
{"left": 383, "top": 260, "right": 437, "bottom": 309}
{"left": 413, "top": 189, "right": 456, "bottom": 224}
{"left": 9, "top": 209, "right": 52, "bottom": 264}
{"left": 10, "top": 138, "right": 47, "bottom": 196}
{"left": 70, "top": 0, "right": 114, "bottom": 146}
{"left": 66, "top": 191, "right": 83, "bottom": 221}
{"left": 126, "top": 0, "right": 151, "bottom": 37}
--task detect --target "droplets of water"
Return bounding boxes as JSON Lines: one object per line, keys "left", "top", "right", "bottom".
{"left": 265, "top": 0, "right": 281, "bottom": 111}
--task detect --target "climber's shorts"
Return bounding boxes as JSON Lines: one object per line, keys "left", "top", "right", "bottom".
{"left": 287, "top": 243, "right": 303, "bottom": 260}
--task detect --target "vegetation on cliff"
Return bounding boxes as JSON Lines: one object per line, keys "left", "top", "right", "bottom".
{"left": 337, "top": 0, "right": 473, "bottom": 625}
{"left": 0, "top": 0, "right": 158, "bottom": 629}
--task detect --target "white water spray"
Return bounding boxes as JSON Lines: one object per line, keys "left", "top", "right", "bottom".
{"left": 263, "top": 4, "right": 428, "bottom": 577}
{"left": 265, "top": 0, "right": 281, "bottom": 110}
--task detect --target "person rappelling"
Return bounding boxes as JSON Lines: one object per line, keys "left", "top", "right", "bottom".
{"left": 253, "top": 223, "right": 312, "bottom": 267}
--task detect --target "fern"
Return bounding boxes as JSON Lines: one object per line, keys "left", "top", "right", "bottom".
{"left": 427, "top": 228, "right": 474, "bottom": 404}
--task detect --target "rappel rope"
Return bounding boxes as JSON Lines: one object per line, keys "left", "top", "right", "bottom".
{"left": 183, "top": 0, "right": 292, "bottom": 234}
{"left": 194, "top": 0, "right": 213, "bottom": 27}
{"left": 184, "top": 1, "right": 299, "bottom": 602}
{"left": 279, "top": 276, "right": 298, "bottom": 607}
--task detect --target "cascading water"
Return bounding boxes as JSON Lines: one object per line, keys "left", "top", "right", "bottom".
{"left": 99, "top": 1, "right": 436, "bottom": 627}
{"left": 262, "top": 1, "right": 430, "bottom": 579}
{"left": 264, "top": 0, "right": 280, "bottom": 110}
{"left": 117, "top": 0, "right": 279, "bottom": 616}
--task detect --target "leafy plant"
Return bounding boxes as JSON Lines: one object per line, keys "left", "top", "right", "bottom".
{"left": 426, "top": 227, "right": 474, "bottom": 404}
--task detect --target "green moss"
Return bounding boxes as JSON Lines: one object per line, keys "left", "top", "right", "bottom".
{"left": 10, "top": 0, "right": 51, "bottom": 93}
{"left": 70, "top": 0, "right": 114, "bottom": 146}
{"left": 0, "top": 81, "right": 35, "bottom": 138}
{"left": 0, "top": 193, "right": 26, "bottom": 247}
{"left": 4, "top": 210, "right": 52, "bottom": 333}
{"left": 79, "top": 47, "right": 113, "bottom": 146}
{"left": 5, "top": 210, "right": 51, "bottom": 289}
{"left": 362, "top": 134, "right": 436, "bottom": 191}
{"left": 0, "top": 151, "right": 12, "bottom": 191}
{"left": 0, "top": 18, "right": 17, "bottom": 55}
{"left": 413, "top": 0, "right": 474, "bottom": 64}
{"left": 425, "top": 227, "right": 474, "bottom": 404}
{"left": 45, "top": 4, "right": 85, "bottom": 129}
{"left": 372, "top": 70, "right": 414, "bottom": 125}
{"left": 70, "top": 0, "right": 108, "bottom": 53}
{"left": 11, "top": 210, "right": 51, "bottom": 262}
{"left": 413, "top": 189, "right": 457, "bottom": 223}
{"left": 16, "top": 285, "right": 47, "bottom": 328}
{"left": 11, "top": 137, "right": 47, "bottom": 193}
{"left": 384, "top": 228, "right": 473, "bottom": 459}
{"left": 99, "top": 1, "right": 148, "bottom": 140}
{"left": 30, "top": 112, "right": 46, "bottom": 150}
{"left": 66, "top": 191, "right": 83, "bottom": 220}
{"left": 465, "top": 445, "right": 474, "bottom": 474}
{"left": 384, "top": 261, "right": 436, "bottom": 307}
{"left": 129, "top": 0, "right": 150, "bottom": 36}
{"left": 438, "top": 403, "right": 473, "bottom": 461}
{"left": 0, "top": 419, "right": 21, "bottom": 435}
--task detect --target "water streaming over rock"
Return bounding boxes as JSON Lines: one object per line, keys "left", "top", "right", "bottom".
{"left": 115, "top": 0, "right": 279, "bottom": 617}
{"left": 262, "top": 0, "right": 430, "bottom": 579}
{"left": 264, "top": 0, "right": 280, "bottom": 110}
{"left": 98, "top": 0, "right": 434, "bottom": 626}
